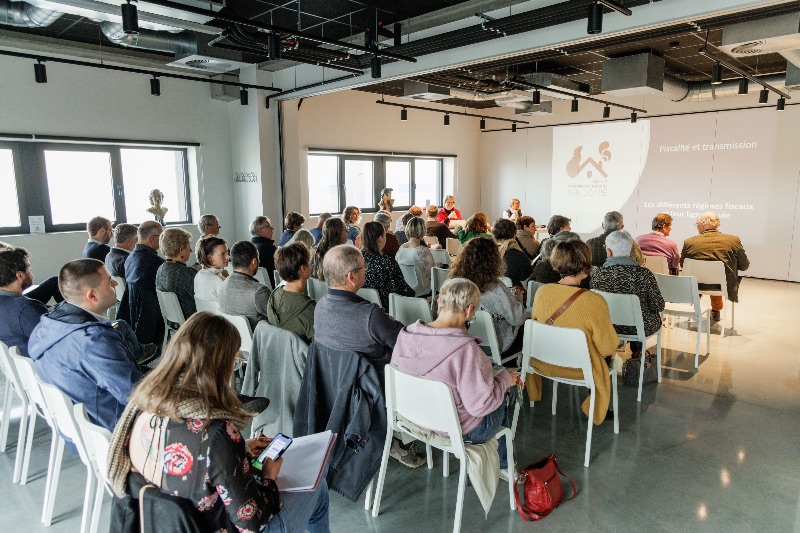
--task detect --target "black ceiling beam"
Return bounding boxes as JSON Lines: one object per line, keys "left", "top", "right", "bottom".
{"left": 138, "top": 0, "right": 417, "bottom": 64}
{"left": 375, "top": 99, "right": 529, "bottom": 124}
{"left": 510, "top": 76, "right": 647, "bottom": 113}
{"left": 265, "top": 74, "right": 358, "bottom": 108}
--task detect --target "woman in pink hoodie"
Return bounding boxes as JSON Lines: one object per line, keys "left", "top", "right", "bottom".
{"left": 392, "top": 278, "right": 518, "bottom": 467}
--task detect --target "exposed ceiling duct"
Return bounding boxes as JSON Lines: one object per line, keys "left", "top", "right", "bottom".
{"left": 719, "top": 13, "right": 800, "bottom": 70}
{"left": 518, "top": 72, "right": 590, "bottom": 99}
{"left": 400, "top": 80, "right": 451, "bottom": 102}
{"left": 0, "top": 0, "right": 61, "bottom": 27}
{"left": 100, "top": 21, "right": 194, "bottom": 56}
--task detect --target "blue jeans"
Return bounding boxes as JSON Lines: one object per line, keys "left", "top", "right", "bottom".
{"left": 463, "top": 400, "right": 510, "bottom": 468}
{"left": 268, "top": 480, "right": 330, "bottom": 533}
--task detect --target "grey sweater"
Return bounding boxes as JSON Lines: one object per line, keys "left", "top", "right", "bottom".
{"left": 479, "top": 281, "right": 526, "bottom": 353}
{"left": 218, "top": 271, "right": 271, "bottom": 330}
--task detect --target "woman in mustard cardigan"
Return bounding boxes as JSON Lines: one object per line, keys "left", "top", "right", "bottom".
{"left": 528, "top": 239, "right": 619, "bottom": 425}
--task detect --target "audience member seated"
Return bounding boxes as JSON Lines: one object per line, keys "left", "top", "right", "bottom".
{"left": 250, "top": 215, "right": 277, "bottom": 288}
{"left": 361, "top": 221, "right": 415, "bottom": 309}
{"left": 279, "top": 212, "right": 306, "bottom": 246}
{"left": 529, "top": 239, "right": 619, "bottom": 425}
{"left": 342, "top": 205, "right": 362, "bottom": 242}
{"left": 451, "top": 237, "right": 525, "bottom": 355}
{"left": 515, "top": 215, "right": 540, "bottom": 259}
{"left": 266, "top": 242, "right": 315, "bottom": 343}
{"left": 681, "top": 211, "right": 750, "bottom": 321}
{"left": 29, "top": 259, "right": 144, "bottom": 431}
{"left": 502, "top": 198, "right": 523, "bottom": 222}
{"left": 105, "top": 223, "right": 138, "bottom": 278}
{"left": 437, "top": 195, "right": 462, "bottom": 227}
{"left": 155, "top": 227, "right": 197, "bottom": 320}
{"left": 287, "top": 228, "right": 315, "bottom": 250}
{"left": 193, "top": 214, "right": 221, "bottom": 271}
{"left": 586, "top": 211, "right": 644, "bottom": 267}
{"left": 532, "top": 231, "right": 591, "bottom": 287}
{"left": 1, "top": 241, "right": 63, "bottom": 305}
{"left": 546, "top": 214, "right": 572, "bottom": 237}
{"left": 0, "top": 246, "right": 48, "bottom": 356}
{"left": 194, "top": 236, "right": 229, "bottom": 302}
{"left": 106, "top": 312, "right": 329, "bottom": 533}
{"left": 82, "top": 216, "right": 113, "bottom": 262}
{"left": 218, "top": 241, "right": 270, "bottom": 330}
{"left": 395, "top": 212, "right": 414, "bottom": 246}
{"left": 374, "top": 211, "right": 400, "bottom": 258}
{"left": 591, "top": 230, "right": 665, "bottom": 353}
{"left": 457, "top": 212, "right": 492, "bottom": 244}
{"left": 392, "top": 277, "right": 517, "bottom": 467}
{"left": 424, "top": 205, "right": 455, "bottom": 249}
{"left": 493, "top": 218, "right": 533, "bottom": 289}
{"left": 122, "top": 221, "right": 165, "bottom": 345}
{"left": 395, "top": 217, "right": 435, "bottom": 297}
{"left": 309, "top": 213, "right": 331, "bottom": 245}
{"left": 311, "top": 217, "right": 348, "bottom": 281}
{"left": 636, "top": 213, "right": 681, "bottom": 274}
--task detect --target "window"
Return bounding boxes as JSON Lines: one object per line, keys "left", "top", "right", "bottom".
{"left": 0, "top": 140, "right": 191, "bottom": 235}
{"left": 306, "top": 151, "right": 443, "bottom": 215}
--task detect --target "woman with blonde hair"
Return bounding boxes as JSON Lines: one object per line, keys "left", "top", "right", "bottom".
{"left": 287, "top": 228, "right": 315, "bottom": 250}
{"left": 311, "top": 217, "right": 348, "bottom": 281}
{"left": 395, "top": 216, "right": 435, "bottom": 296}
{"left": 155, "top": 227, "right": 197, "bottom": 318}
{"left": 342, "top": 206, "right": 361, "bottom": 242}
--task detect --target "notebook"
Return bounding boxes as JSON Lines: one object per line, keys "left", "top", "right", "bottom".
{"left": 275, "top": 430, "right": 336, "bottom": 492}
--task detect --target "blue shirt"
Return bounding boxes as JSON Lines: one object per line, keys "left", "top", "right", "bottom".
{"left": 0, "top": 290, "right": 48, "bottom": 357}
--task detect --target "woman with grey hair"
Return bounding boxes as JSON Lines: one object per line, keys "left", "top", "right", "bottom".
{"left": 395, "top": 217, "right": 435, "bottom": 296}
{"left": 374, "top": 211, "right": 400, "bottom": 258}
{"left": 287, "top": 228, "right": 315, "bottom": 250}
{"left": 392, "top": 278, "right": 518, "bottom": 468}
{"left": 156, "top": 227, "right": 197, "bottom": 318}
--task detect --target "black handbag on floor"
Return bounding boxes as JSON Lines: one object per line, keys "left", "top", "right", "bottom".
{"left": 622, "top": 351, "right": 658, "bottom": 387}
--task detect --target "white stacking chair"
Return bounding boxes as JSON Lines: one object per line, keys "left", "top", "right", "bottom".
{"left": 654, "top": 273, "right": 711, "bottom": 368}
{"left": 430, "top": 248, "right": 450, "bottom": 266}
{"left": 423, "top": 236, "right": 439, "bottom": 247}
{"left": 469, "top": 309, "right": 520, "bottom": 366}
{"left": 642, "top": 255, "right": 669, "bottom": 275}
{"left": 357, "top": 287, "right": 382, "bottom": 307}
{"left": 430, "top": 267, "right": 450, "bottom": 315}
{"left": 73, "top": 404, "right": 113, "bottom": 533}
{"left": 219, "top": 313, "right": 254, "bottom": 357}
{"left": 520, "top": 320, "right": 619, "bottom": 467}
{"left": 592, "top": 291, "right": 662, "bottom": 402}
{"left": 0, "top": 341, "right": 29, "bottom": 484}
{"left": 273, "top": 269, "right": 285, "bottom": 287}
{"left": 397, "top": 263, "right": 419, "bottom": 293}
{"left": 36, "top": 377, "right": 97, "bottom": 532}
{"left": 500, "top": 276, "right": 513, "bottom": 288}
{"left": 525, "top": 280, "right": 545, "bottom": 309}
{"left": 156, "top": 290, "right": 186, "bottom": 346}
{"left": 389, "top": 294, "right": 432, "bottom": 325}
{"left": 195, "top": 297, "right": 221, "bottom": 314}
{"left": 253, "top": 267, "right": 273, "bottom": 290}
{"left": 682, "top": 258, "right": 732, "bottom": 337}
{"left": 371, "top": 366, "right": 515, "bottom": 533}
{"left": 111, "top": 276, "right": 126, "bottom": 301}
{"left": 446, "top": 238, "right": 461, "bottom": 257}
{"left": 307, "top": 277, "right": 329, "bottom": 301}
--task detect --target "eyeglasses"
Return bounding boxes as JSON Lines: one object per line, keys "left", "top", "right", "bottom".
{"left": 350, "top": 266, "right": 365, "bottom": 274}
{"left": 259, "top": 225, "right": 273, "bottom": 230}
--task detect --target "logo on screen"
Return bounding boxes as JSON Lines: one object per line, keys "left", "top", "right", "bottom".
{"left": 566, "top": 142, "right": 612, "bottom": 179}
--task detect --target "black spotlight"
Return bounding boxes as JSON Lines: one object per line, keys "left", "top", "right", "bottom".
{"left": 588, "top": 2, "right": 603, "bottom": 35}
{"left": 371, "top": 57, "right": 381, "bottom": 79}
{"left": 777, "top": 97, "right": 786, "bottom": 111}
{"left": 511, "top": 122, "right": 517, "bottom": 133}
{"left": 34, "top": 60, "right": 47, "bottom": 84}
{"left": 150, "top": 77, "right": 160, "bottom": 96}
{"left": 267, "top": 32, "right": 281, "bottom": 60}
{"left": 480, "top": 118, "right": 486, "bottom": 130}
{"left": 738, "top": 78, "right": 748, "bottom": 95}
{"left": 571, "top": 98, "right": 579, "bottom": 112}
{"left": 711, "top": 62, "right": 723, "bottom": 85}
{"left": 759, "top": 88, "right": 769, "bottom": 104}
{"left": 532, "top": 90, "right": 541, "bottom": 105}
{"left": 401, "top": 107, "right": 407, "bottom": 121}
{"left": 603, "top": 105, "right": 610, "bottom": 118}
{"left": 240, "top": 87, "right": 248, "bottom": 105}
{"left": 630, "top": 112, "right": 637, "bottom": 123}
{"left": 121, "top": 0, "right": 139, "bottom": 35}
{"left": 444, "top": 113, "right": 450, "bottom": 126}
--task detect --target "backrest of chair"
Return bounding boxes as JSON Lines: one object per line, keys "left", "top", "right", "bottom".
{"left": 356, "top": 287, "right": 382, "bottom": 307}
{"left": 526, "top": 280, "right": 545, "bottom": 308}
{"left": 385, "top": 366, "right": 464, "bottom": 455}
{"left": 500, "top": 276, "right": 513, "bottom": 288}
{"left": 429, "top": 248, "right": 450, "bottom": 266}
{"left": 389, "top": 294, "right": 433, "bottom": 325}
{"left": 0, "top": 341, "right": 24, "bottom": 395}
{"left": 219, "top": 313, "right": 253, "bottom": 353}
{"left": 682, "top": 258, "right": 727, "bottom": 295}
{"left": 655, "top": 273, "right": 700, "bottom": 309}
{"left": 446, "top": 238, "right": 461, "bottom": 256}
{"left": 642, "top": 255, "right": 669, "bottom": 275}
{"left": 398, "top": 263, "right": 418, "bottom": 289}
{"left": 194, "top": 298, "right": 221, "bottom": 314}
{"left": 9, "top": 349, "right": 50, "bottom": 419}
{"left": 592, "top": 290, "right": 644, "bottom": 340}
{"left": 157, "top": 290, "right": 186, "bottom": 325}
{"left": 73, "top": 403, "right": 112, "bottom": 486}
{"left": 253, "top": 267, "right": 273, "bottom": 290}
{"left": 36, "top": 376, "right": 90, "bottom": 465}
{"left": 111, "top": 276, "right": 126, "bottom": 301}
{"left": 468, "top": 310, "right": 501, "bottom": 364}
{"left": 307, "top": 277, "right": 329, "bottom": 301}
{"left": 423, "top": 236, "right": 439, "bottom": 247}
{"left": 523, "top": 320, "right": 594, "bottom": 383}
{"left": 430, "top": 267, "right": 449, "bottom": 298}
{"left": 273, "top": 270, "right": 284, "bottom": 287}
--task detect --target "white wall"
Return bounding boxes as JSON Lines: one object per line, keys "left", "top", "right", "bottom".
{"left": 0, "top": 53, "right": 236, "bottom": 280}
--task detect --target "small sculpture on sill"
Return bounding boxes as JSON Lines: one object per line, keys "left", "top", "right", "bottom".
{"left": 147, "top": 189, "right": 169, "bottom": 226}
{"left": 378, "top": 187, "right": 394, "bottom": 212}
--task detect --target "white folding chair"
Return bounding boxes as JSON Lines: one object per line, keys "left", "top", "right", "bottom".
{"left": 654, "top": 273, "right": 711, "bottom": 368}
{"left": 520, "top": 320, "right": 619, "bottom": 467}
{"left": 357, "top": 287, "right": 382, "bottom": 307}
{"left": 195, "top": 297, "right": 221, "bottom": 314}
{"left": 430, "top": 267, "right": 450, "bottom": 315}
{"left": 73, "top": 404, "right": 113, "bottom": 533}
{"left": 642, "top": 255, "right": 669, "bottom": 275}
{"left": 430, "top": 248, "right": 450, "bottom": 266}
{"left": 371, "top": 366, "right": 515, "bottom": 533}
{"left": 219, "top": 313, "right": 254, "bottom": 356}
{"left": 273, "top": 269, "right": 285, "bottom": 287}
{"left": 525, "top": 280, "right": 545, "bottom": 309}
{"left": 469, "top": 309, "right": 520, "bottom": 366}
{"left": 446, "top": 238, "right": 461, "bottom": 257}
{"left": 111, "top": 276, "right": 126, "bottom": 302}
{"left": 397, "top": 263, "right": 419, "bottom": 293}
{"left": 307, "top": 277, "right": 329, "bottom": 301}
{"left": 389, "top": 294, "right": 432, "bottom": 325}
{"left": 156, "top": 290, "right": 186, "bottom": 346}
{"left": 0, "top": 341, "right": 29, "bottom": 484}
{"left": 592, "top": 290, "right": 662, "bottom": 402}
{"left": 253, "top": 267, "right": 273, "bottom": 290}
{"left": 423, "top": 236, "right": 439, "bottom": 247}
{"left": 682, "top": 258, "right": 732, "bottom": 337}
{"left": 500, "top": 276, "right": 513, "bottom": 288}
{"left": 36, "top": 377, "right": 97, "bottom": 532}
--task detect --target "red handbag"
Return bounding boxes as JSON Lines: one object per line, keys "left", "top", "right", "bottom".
{"left": 513, "top": 454, "right": 578, "bottom": 521}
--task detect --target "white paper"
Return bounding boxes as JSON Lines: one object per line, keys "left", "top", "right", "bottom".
{"left": 29, "top": 216, "right": 45, "bottom": 234}
{"left": 275, "top": 430, "right": 334, "bottom": 492}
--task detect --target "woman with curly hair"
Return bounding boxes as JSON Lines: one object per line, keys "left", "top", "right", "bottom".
{"left": 450, "top": 236, "right": 525, "bottom": 355}
{"left": 311, "top": 217, "right": 348, "bottom": 281}
{"left": 457, "top": 212, "right": 492, "bottom": 244}
{"left": 279, "top": 212, "right": 306, "bottom": 246}
{"left": 360, "top": 221, "right": 414, "bottom": 309}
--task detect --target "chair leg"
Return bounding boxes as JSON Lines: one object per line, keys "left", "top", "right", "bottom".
{"left": 80, "top": 467, "right": 96, "bottom": 533}
{"left": 611, "top": 372, "right": 619, "bottom": 434}
{"left": 695, "top": 314, "right": 702, "bottom": 369}
{"left": 363, "top": 478, "right": 373, "bottom": 511}
{"left": 656, "top": 331, "right": 662, "bottom": 384}
{"left": 443, "top": 450, "right": 449, "bottom": 477}
{"left": 0, "top": 380, "right": 12, "bottom": 453}
{"left": 41, "top": 427, "right": 59, "bottom": 523}
{"left": 43, "top": 437, "right": 65, "bottom": 526}
{"left": 706, "top": 312, "right": 711, "bottom": 354}
{"left": 730, "top": 301, "right": 735, "bottom": 331}
{"left": 584, "top": 392, "right": 595, "bottom": 468}
{"left": 720, "top": 305, "right": 726, "bottom": 339}
{"left": 20, "top": 404, "right": 37, "bottom": 484}
{"left": 452, "top": 461, "right": 467, "bottom": 533}
{"left": 637, "top": 344, "right": 645, "bottom": 403}
{"left": 426, "top": 443, "right": 433, "bottom": 470}
{"left": 497, "top": 427, "right": 517, "bottom": 511}
{"left": 551, "top": 382, "right": 558, "bottom": 415}
{"left": 90, "top": 474, "right": 105, "bottom": 533}
{"left": 12, "top": 396, "right": 29, "bottom": 484}
{"left": 370, "top": 427, "right": 395, "bottom": 518}
{"left": 510, "top": 400, "right": 520, "bottom": 438}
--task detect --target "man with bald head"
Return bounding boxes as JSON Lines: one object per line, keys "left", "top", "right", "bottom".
{"left": 120, "top": 221, "right": 165, "bottom": 344}
{"left": 681, "top": 211, "right": 749, "bottom": 321}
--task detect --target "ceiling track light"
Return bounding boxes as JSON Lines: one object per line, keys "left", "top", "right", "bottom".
{"left": 240, "top": 87, "right": 248, "bottom": 105}
{"left": 121, "top": 0, "right": 139, "bottom": 35}
{"left": 480, "top": 118, "right": 486, "bottom": 130}
{"left": 371, "top": 56, "right": 381, "bottom": 79}
{"left": 267, "top": 32, "right": 281, "bottom": 60}
{"left": 777, "top": 97, "right": 786, "bottom": 111}
{"left": 738, "top": 78, "right": 749, "bottom": 95}
{"left": 34, "top": 60, "right": 47, "bottom": 83}
{"left": 401, "top": 107, "right": 407, "bottom": 121}
{"left": 711, "top": 62, "right": 723, "bottom": 85}
{"left": 698, "top": 48, "right": 790, "bottom": 105}
{"left": 603, "top": 105, "right": 610, "bottom": 118}
{"left": 512, "top": 122, "right": 517, "bottom": 133}
{"left": 150, "top": 76, "right": 160, "bottom": 95}
{"left": 571, "top": 98, "right": 579, "bottom": 112}
{"left": 587, "top": 2, "right": 603, "bottom": 35}
{"left": 630, "top": 112, "right": 637, "bottom": 123}
{"left": 444, "top": 113, "right": 450, "bottom": 126}
{"left": 759, "top": 88, "right": 769, "bottom": 104}
{"left": 531, "top": 90, "right": 541, "bottom": 105}
{"left": 377, "top": 100, "right": 528, "bottom": 127}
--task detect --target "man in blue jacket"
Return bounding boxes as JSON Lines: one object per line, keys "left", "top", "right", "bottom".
{"left": 0, "top": 246, "right": 48, "bottom": 356}
{"left": 28, "top": 258, "right": 143, "bottom": 431}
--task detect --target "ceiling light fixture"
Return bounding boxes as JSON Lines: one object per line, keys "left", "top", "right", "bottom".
{"left": 759, "top": 88, "right": 769, "bottom": 104}
{"left": 531, "top": 90, "right": 541, "bottom": 105}
{"left": 377, "top": 100, "right": 528, "bottom": 127}
{"left": 699, "top": 48, "right": 790, "bottom": 105}
{"left": 512, "top": 122, "right": 517, "bottom": 133}
{"left": 240, "top": 87, "right": 248, "bottom": 105}
{"left": 603, "top": 105, "right": 610, "bottom": 118}
{"left": 401, "top": 107, "right": 407, "bottom": 121}
{"left": 480, "top": 118, "right": 486, "bottom": 130}
{"left": 738, "top": 78, "right": 748, "bottom": 95}
{"left": 444, "top": 113, "right": 450, "bottom": 126}
{"left": 711, "top": 62, "right": 723, "bottom": 85}
{"left": 630, "top": 112, "right": 637, "bottom": 123}
{"left": 34, "top": 60, "right": 47, "bottom": 83}
{"left": 121, "top": 0, "right": 139, "bottom": 35}
{"left": 150, "top": 76, "right": 160, "bottom": 95}
{"left": 777, "top": 97, "right": 786, "bottom": 111}
{"left": 571, "top": 98, "right": 579, "bottom": 112}
{"left": 587, "top": 2, "right": 603, "bottom": 35}
{"left": 267, "top": 32, "right": 281, "bottom": 60}
{"left": 371, "top": 57, "right": 381, "bottom": 79}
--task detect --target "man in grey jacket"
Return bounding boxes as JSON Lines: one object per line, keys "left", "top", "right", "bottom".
{"left": 219, "top": 241, "right": 271, "bottom": 329}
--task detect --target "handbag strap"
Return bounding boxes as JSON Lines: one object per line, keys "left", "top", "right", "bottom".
{"left": 138, "top": 483, "right": 157, "bottom": 533}
{"left": 550, "top": 455, "right": 578, "bottom": 502}
{"left": 545, "top": 289, "right": 587, "bottom": 325}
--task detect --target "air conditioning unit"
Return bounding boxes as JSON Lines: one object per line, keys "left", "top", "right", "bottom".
{"left": 399, "top": 81, "right": 452, "bottom": 102}
{"left": 719, "top": 13, "right": 800, "bottom": 57}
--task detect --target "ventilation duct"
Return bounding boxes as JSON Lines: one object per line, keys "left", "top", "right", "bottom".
{"left": 100, "top": 21, "right": 195, "bottom": 56}
{"left": 514, "top": 101, "right": 554, "bottom": 115}
{"left": 0, "top": 0, "right": 61, "bottom": 27}
{"left": 400, "top": 80, "right": 451, "bottom": 102}
{"left": 668, "top": 74, "right": 787, "bottom": 102}
{"left": 517, "top": 72, "right": 590, "bottom": 99}
{"left": 719, "top": 13, "right": 800, "bottom": 70}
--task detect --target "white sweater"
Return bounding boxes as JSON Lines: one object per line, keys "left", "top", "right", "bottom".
{"left": 194, "top": 267, "right": 226, "bottom": 301}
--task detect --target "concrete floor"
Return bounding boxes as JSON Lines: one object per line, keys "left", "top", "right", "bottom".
{"left": 1, "top": 278, "right": 798, "bottom": 532}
